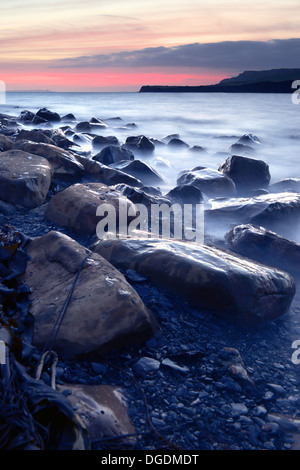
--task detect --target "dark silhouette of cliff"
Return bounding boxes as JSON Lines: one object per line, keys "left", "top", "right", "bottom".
{"left": 139, "top": 69, "right": 300, "bottom": 93}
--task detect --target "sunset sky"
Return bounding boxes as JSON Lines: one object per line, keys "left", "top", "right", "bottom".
{"left": 1, "top": 0, "right": 299, "bottom": 91}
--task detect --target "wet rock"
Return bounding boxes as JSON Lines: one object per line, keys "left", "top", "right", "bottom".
{"left": 125, "top": 135, "right": 155, "bottom": 153}
{"left": 206, "top": 192, "right": 300, "bottom": 240}
{"left": 36, "top": 108, "right": 61, "bottom": 122}
{"left": 32, "top": 115, "right": 48, "bottom": 125}
{"left": 167, "top": 138, "right": 189, "bottom": 149}
{"left": 21, "top": 231, "right": 157, "bottom": 356}
{"left": 0, "top": 150, "right": 52, "bottom": 208}
{"left": 89, "top": 117, "right": 107, "bottom": 128}
{"left": 237, "top": 134, "right": 261, "bottom": 146}
{"left": 16, "top": 129, "right": 56, "bottom": 145}
{"left": 189, "top": 145, "right": 208, "bottom": 153}
{"left": 0, "top": 134, "right": 14, "bottom": 151}
{"left": 161, "top": 134, "right": 180, "bottom": 143}
{"left": 161, "top": 358, "right": 189, "bottom": 374}
{"left": 92, "top": 237, "right": 296, "bottom": 326}
{"left": 217, "top": 347, "right": 255, "bottom": 388}
{"left": 92, "top": 135, "right": 120, "bottom": 150}
{"left": 13, "top": 141, "right": 84, "bottom": 179}
{"left": 165, "top": 184, "right": 204, "bottom": 205}
{"left": 133, "top": 357, "right": 160, "bottom": 376}
{"left": 219, "top": 155, "right": 271, "bottom": 192}
{"left": 93, "top": 145, "right": 134, "bottom": 165}
{"left": 225, "top": 224, "right": 300, "bottom": 277}
{"left": 112, "top": 183, "right": 170, "bottom": 208}
{"left": 269, "top": 178, "right": 300, "bottom": 193}
{"left": 177, "top": 168, "right": 236, "bottom": 198}
{"left": 229, "top": 143, "right": 256, "bottom": 156}
{"left": 18, "top": 110, "right": 35, "bottom": 123}
{"left": 74, "top": 156, "right": 144, "bottom": 188}
{"left": 52, "top": 128, "right": 77, "bottom": 150}
{"left": 45, "top": 182, "right": 136, "bottom": 236}
{"left": 111, "top": 160, "right": 165, "bottom": 186}
{"left": 61, "top": 113, "right": 76, "bottom": 122}
{"left": 74, "top": 122, "right": 92, "bottom": 133}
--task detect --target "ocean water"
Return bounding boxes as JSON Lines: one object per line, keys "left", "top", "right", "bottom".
{"left": 1, "top": 91, "right": 299, "bottom": 193}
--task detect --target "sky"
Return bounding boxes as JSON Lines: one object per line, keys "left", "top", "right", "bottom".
{"left": 0, "top": 0, "right": 299, "bottom": 91}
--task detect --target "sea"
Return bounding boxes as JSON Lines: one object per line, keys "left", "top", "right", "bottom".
{"left": 1, "top": 91, "right": 299, "bottom": 193}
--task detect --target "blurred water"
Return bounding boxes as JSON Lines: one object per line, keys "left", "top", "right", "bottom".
{"left": 1, "top": 91, "right": 299, "bottom": 191}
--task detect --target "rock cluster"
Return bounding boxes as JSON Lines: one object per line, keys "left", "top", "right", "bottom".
{"left": 1, "top": 110, "right": 300, "bottom": 450}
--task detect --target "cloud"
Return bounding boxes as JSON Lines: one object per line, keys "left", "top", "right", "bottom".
{"left": 53, "top": 38, "right": 300, "bottom": 71}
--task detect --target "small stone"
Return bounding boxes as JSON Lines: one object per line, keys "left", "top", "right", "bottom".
{"left": 231, "top": 403, "right": 249, "bottom": 415}
{"left": 132, "top": 357, "right": 160, "bottom": 377}
{"left": 267, "top": 383, "right": 286, "bottom": 395}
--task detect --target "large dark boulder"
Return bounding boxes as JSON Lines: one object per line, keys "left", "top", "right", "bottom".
{"left": 93, "top": 145, "right": 134, "bottom": 165}
{"left": 36, "top": 108, "right": 61, "bottom": 122}
{"left": 92, "top": 238, "right": 296, "bottom": 327}
{"left": 219, "top": 155, "right": 271, "bottom": 192}
{"left": 177, "top": 168, "right": 236, "bottom": 198}
{"left": 206, "top": 192, "right": 300, "bottom": 241}
{"left": 0, "top": 150, "right": 52, "bottom": 208}
{"left": 225, "top": 224, "right": 300, "bottom": 278}
{"left": 45, "top": 182, "right": 136, "bottom": 236}
{"left": 111, "top": 160, "right": 165, "bottom": 186}
{"left": 21, "top": 231, "right": 157, "bottom": 357}
{"left": 165, "top": 184, "right": 204, "bottom": 205}
{"left": 125, "top": 135, "right": 155, "bottom": 153}
{"left": 16, "top": 129, "right": 56, "bottom": 145}
{"left": 92, "top": 135, "right": 120, "bottom": 149}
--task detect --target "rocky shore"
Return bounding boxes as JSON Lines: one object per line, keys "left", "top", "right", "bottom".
{"left": 1, "top": 107, "right": 300, "bottom": 451}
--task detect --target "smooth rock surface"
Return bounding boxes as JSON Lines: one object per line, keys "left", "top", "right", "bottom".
{"left": 219, "top": 154, "right": 271, "bottom": 192}
{"left": 225, "top": 224, "right": 300, "bottom": 277}
{"left": 177, "top": 168, "right": 236, "bottom": 198}
{"left": 14, "top": 141, "right": 84, "bottom": 178}
{"left": 92, "top": 238, "right": 296, "bottom": 326}
{"left": 0, "top": 149, "right": 52, "bottom": 208}
{"left": 21, "top": 231, "right": 157, "bottom": 356}
{"left": 45, "top": 182, "right": 136, "bottom": 236}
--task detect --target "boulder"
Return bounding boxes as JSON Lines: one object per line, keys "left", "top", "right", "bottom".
{"left": 206, "top": 192, "right": 300, "bottom": 240}
{"left": 125, "top": 135, "right": 155, "bottom": 153}
{"left": 177, "top": 168, "right": 236, "bottom": 198}
{"left": 74, "top": 155, "right": 144, "bottom": 188}
{"left": 112, "top": 183, "right": 171, "bottom": 208}
{"left": 111, "top": 160, "right": 165, "bottom": 186}
{"left": 167, "top": 138, "right": 189, "bottom": 149}
{"left": 165, "top": 184, "right": 204, "bottom": 205}
{"left": 93, "top": 145, "right": 133, "bottom": 165}
{"left": 36, "top": 108, "right": 61, "bottom": 122}
{"left": 45, "top": 182, "right": 136, "bottom": 236}
{"left": 225, "top": 224, "right": 300, "bottom": 277}
{"left": 74, "top": 122, "right": 92, "bottom": 133}
{"left": 229, "top": 144, "right": 256, "bottom": 156}
{"left": 32, "top": 115, "right": 48, "bottom": 125}
{"left": 18, "top": 110, "right": 35, "bottom": 123}
{"left": 21, "top": 231, "right": 157, "bottom": 357}
{"left": 269, "top": 178, "right": 300, "bottom": 193}
{"left": 61, "top": 113, "right": 77, "bottom": 122}
{"left": 0, "top": 134, "right": 14, "bottom": 151}
{"left": 92, "top": 238, "right": 296, "bottom": 326}
{"left": 92, "top": 135, "right": 120, "bottom": 149}
{"left": 219, "top": 155, "right": 271, "bottom": 192}
{"left": 0, "top": 150, "right": 52, "bottom": 208}
{"left": 13, "top": 141, "right": 84, "bottom": 178}
{"left": 52, "top": 129, "right": 77, "bottom": 150}
{"left": 16, "top": 129, "right": 56, "bottom": 145}
{"left": 237, "top": 134, "right": 261, "bottom": 146}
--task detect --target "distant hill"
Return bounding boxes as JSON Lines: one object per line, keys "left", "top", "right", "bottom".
{"left": 139, "top": 68, "right": 300, "bottom": 93}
